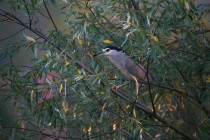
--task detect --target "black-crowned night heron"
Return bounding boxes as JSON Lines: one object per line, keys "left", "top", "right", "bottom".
{"left": 93, "top": 46, "right": 156, "bottom": 95}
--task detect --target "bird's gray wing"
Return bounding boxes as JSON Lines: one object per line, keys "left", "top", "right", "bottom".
{"left": 125, "top": 57, "right": 156, "bottom": 84}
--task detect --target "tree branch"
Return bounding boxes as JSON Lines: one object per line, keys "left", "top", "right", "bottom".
{"left": 111, "top": 88, "right": 194, "bottom": 140}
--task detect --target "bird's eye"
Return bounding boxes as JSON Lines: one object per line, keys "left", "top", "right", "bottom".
{"left": 106, "top": 49, "right": 110, "bottom": 52}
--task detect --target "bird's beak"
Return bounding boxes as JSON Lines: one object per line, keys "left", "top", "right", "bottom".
{"left": 93, "top": 51, "right": 104, "bottom": 57}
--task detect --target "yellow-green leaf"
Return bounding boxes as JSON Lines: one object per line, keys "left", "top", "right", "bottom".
{"left": 206, "top": 75, "right": 210, "bottom": 83}
{"left": 45, "top": 53, "right": 49, "bottom": 58}
{"left": 62, "top": 101, "right": 69, "bottom": 112}
{"left": 77, "top": 69, "right": 81, "bottom": 75}
{"left": 184, "top": 0, "right": 190, "bottom": 10}
{"left": 78, "top": 39, "right": 83, "bottom": 46}
{"left": 59, "top": 83, "right": 63, "bottom": 93}
{"left": 102, "top": 40, "right": 113, "bottom": 44}
{"left": 31, "top": 90, "right": 34, "bottom": 102}
{"left": 153, "top": 36, "right": 159, "bottom": 42}
{"left": 203, "top": 18, "right": 209, "bottom": 28}
{"left": 20, "top": 120, "right": 25, "bottom": 129}
{"left": 84, "top": 8, "right": 89, "bottom": 18}
{"left": 65, "top": 61, "right": 70, "bottom": 66}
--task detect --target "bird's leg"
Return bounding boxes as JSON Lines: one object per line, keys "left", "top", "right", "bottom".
{"left": 129, "top": 76, "right": 142, "bottom": 117}
{"left": 131, "top": 76, "right": 139, "bottom": 96}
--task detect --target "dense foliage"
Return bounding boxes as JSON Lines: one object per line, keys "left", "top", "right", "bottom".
{"left": 0, "top": 0, "right": 210, "bottom": 139}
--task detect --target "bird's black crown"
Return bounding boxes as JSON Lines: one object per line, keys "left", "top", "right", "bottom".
{"left": 104, "top": 46, "right": 122, "bottom": 52}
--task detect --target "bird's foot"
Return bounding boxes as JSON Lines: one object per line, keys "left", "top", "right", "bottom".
{"left": 111, "top": 82, "right": 130, "bottom": 90}
{"left": 112, "top": 85, "right": 122, "bottom": 90}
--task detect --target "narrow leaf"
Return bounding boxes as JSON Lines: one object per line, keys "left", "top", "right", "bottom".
{"left": 102, "top": 40, "right": 113, "bottom": 44}
{"left": 153, "top": 36, "right": 159, "bottom": 42}
{"left": 59, "top": 83, "right": 63, "bottom": 93}
{"left": 184, "top": 0, "right": 190, "bottom": 10}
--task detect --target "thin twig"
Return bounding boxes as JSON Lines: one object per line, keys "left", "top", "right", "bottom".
{"left": 2, "top": 127, "right": 59, "bottom": 139}
{"left": 22, "top": 0, "right": 32, "bottom": 28}
{"left": 146, "top": 56, "right": 156, "bottom": 114}
{"left": 43, "top": 0, "right": 58, "bottom": 32}
{"left": 0, "top": 28, "right": 25, "bottom": 42}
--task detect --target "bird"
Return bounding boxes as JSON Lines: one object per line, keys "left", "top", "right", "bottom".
{"left": 93, "top": 46, "right": 156, "bottom": 92}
